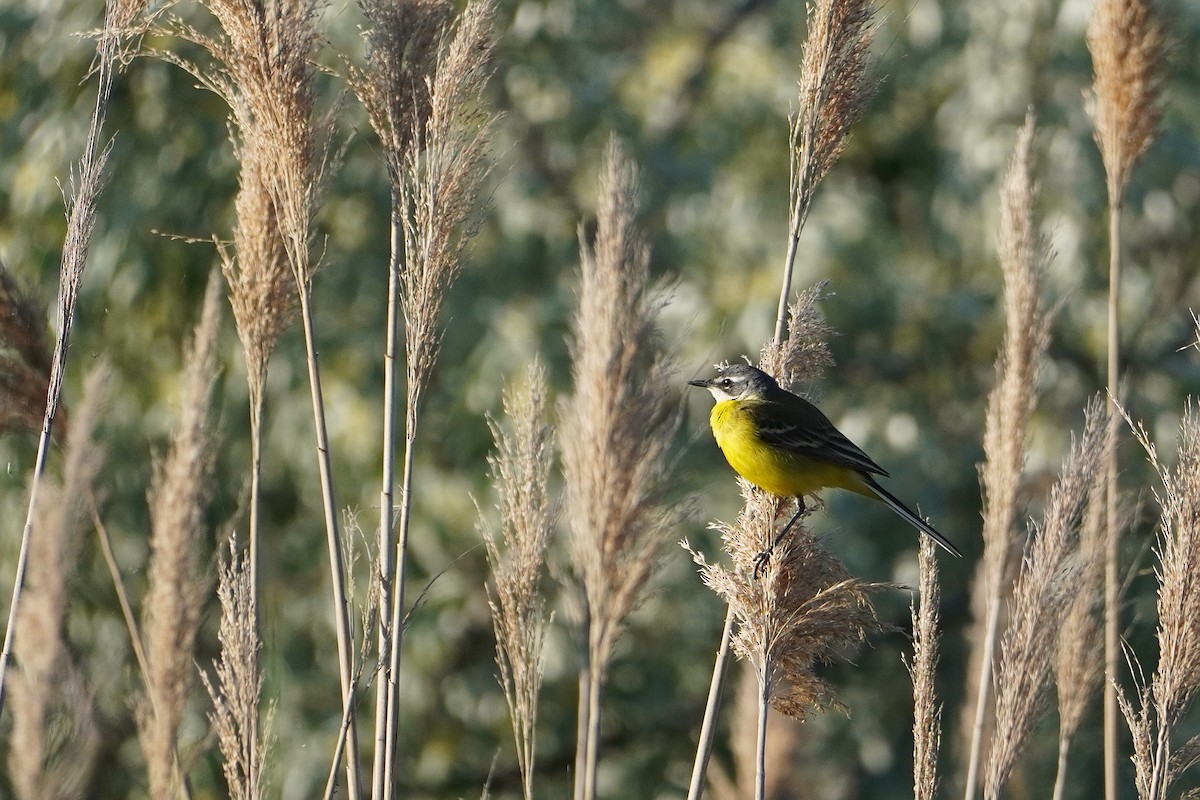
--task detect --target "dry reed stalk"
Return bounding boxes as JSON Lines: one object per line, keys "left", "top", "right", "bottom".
{"left": 909, "top": 537, "right": 942, "bottom": 800}
{"left": 774, "top": 0, "right": 877, "bottom": 341}
{"left": 163, "top": 1, "right": 364, "bottom": 791}
{"left": 1051, "top": 450, "right": 1108, "bottom": 800}
{"left": 480, "top": 362, "right": 554, "bottom": 800}
{"left": 1086, "top": 4, "right": 1165, "bottom": 796}
{"left": 962, "top": 113, "right": 1049, "bottom": 800}
{"left": 347, "top": 2, "right": 449, "bottom": 795}
{"left": 1118, "top": 406, "right": 1200, "bottom": 800}
{"left": 200, "top": 536, "right": 272, "bottom": 800}
{"left": 0, "top": 0, "right": 144, "bottom": 715}
{"left": 371, "top": 4, "right": 497, "bottom": 796}
{"left": 686, "top": 479, "right": 881, "bottom": 800}
{"left": 136, "top": 272, "right": 221, "bottom": 798}
{"left": 706, "top": 666, "right": 803, "bottom": 800}
{"left": 983, "top": 404, "right": 1107, "bottom": 800}
{"left": 7, "top": 366, "right": 106, "bottom": 799}
{"left": 561, "top": 139, "right": 684, "bottom": 800}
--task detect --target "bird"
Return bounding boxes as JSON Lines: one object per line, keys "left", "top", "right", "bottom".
{"left": 688, "top": 362, "right": 961, "bottom": 570}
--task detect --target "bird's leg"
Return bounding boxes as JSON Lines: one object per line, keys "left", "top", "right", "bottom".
{"left": 753, "top": 496, "right": 806, "bottom": 579}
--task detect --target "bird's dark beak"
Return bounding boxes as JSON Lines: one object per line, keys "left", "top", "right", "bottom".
{"left": 687, "top": 378, "right": 710, "bottom": 389}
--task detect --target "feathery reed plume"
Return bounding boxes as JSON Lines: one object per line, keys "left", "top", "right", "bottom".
{"left": 1087, "top": 0, "right": 1164, "bottom": 206}
{"left": 480, "top": 362, "right": 554, "bottom": 800}
{"left": 962, "top": 112, "right": 1049, "bottom": 800}
{"left": 7, "top": 366, "right": 106, "bottom": 799}
{"left": 370, "top": 4, "right": 497, "bottom": 796}
{"left": 0, "top": 0, "right": 142, "bottom": 714}
{"left": 983, "top": 404, "right": 1107, "bottom": 800}
{"left": 201, "top": 535, "right": 272, "bottom": 800}
{"left": 164, "top": 1, "right": 363, "bottom": 791}
{"left": 909, "top": 538, "right": 942, "bottom": 800}
{"left": 1051, "top": 458, "right": 1108, "bottom": 800}
{"left": 218, "top": 131, "right": 295, "bottom": 601}
{"left": 561, "top": 139, "right": 683, "bottom": 800}
{"left": 0, "top": 262, "right": 53, "bottom": 437}
{"left": 1086, "top": 4, "right": 1164, "bottom": 794}
{"left": 137, "top": 273, "right": 221, "bottom": 797}
{"left": 686, "top": 478, "right": 881, "bottom": 800}
{"left": 1118, "top": 404, "right": 1200, "bottom": 800}
{"left": 774, "top": 0, "right": 878, "bottom": 340}
{"left": 347, "top": 3, "right": 448, "bottom": 792}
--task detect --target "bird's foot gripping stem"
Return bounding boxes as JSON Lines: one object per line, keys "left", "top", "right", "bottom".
{"left": 752, "top": 498, "right": 805, "bottom": 580}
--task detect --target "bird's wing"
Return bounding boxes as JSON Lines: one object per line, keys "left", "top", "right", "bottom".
{"left": 747, "top": 394, "right": 890, "bottom": 477}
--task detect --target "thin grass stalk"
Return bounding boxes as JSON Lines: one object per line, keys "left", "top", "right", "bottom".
{"left": 1103, "top": 202, "right": 1122, "bottom": 800}
{"left": 0, "top": 0, "right": 137, "bottom": 715}
{"left": 373, "top": 200, "right": 402, "bottom": 798}
{"left": 1085, "top": 1, "right": 1165, "bottom": 792}
{"left": 573, "top": 663, "right": 591, "bottom": 800}
{"left": 295, "top": 286, "right": 362, "bottom": 799}
{"left": 686, "top": 604, "right": 736, "bottom": 800}
{"left": 754, "top": 673, "right": 769, "bottom": 800}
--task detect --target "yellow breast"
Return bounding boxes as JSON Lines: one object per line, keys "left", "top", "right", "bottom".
{"left": 709, "top": 399, "right": 864, "bottom": 498}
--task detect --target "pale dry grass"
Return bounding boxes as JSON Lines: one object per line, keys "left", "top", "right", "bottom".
{"left": 561, "top": 139, "right": 685, "bottom": 800}
{"left": 1051, "top": 453, "right": 1108, "bottom": 800}
{"left": 1118, "top": 405, "right": 1200, "bottom": 800}
{"left": 909, "top": 538, "right": 942, "bottom": 800}
{"left": 201, "top": 536, "right": 272, "bottom": 800}
{"left": 983, "top": 404, "right": 1107, "bottom": 800}
{"left": 136, "top": 273, "right": 221, "bottom": 797}
{"left": 480, "top": 362, "right": 554, "bottom": 800}
{"left": 962, "top": 112, "right": 1050, "bottom": 799}
{"left": 7, "top": 367, "right": 106, "bottom": 800}
{"left": 1087, "top": 0, "right": 1165, "bottom": 205}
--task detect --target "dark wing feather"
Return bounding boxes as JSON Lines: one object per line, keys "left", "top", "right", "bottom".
{"left": 746, "top": 392, "right": 889, "bottom": 477}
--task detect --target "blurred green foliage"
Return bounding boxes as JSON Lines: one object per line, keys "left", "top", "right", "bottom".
{"left": 2, "top": 0, "right": 1200, "bottom": 798}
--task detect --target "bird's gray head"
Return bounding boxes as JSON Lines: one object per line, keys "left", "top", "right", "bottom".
{"left": 688, "top": 362, "right": 778, "bottom": 402}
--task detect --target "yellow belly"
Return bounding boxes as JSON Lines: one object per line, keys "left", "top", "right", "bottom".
{"left": 709, "top": 400, "right": 866, "bottom": 498}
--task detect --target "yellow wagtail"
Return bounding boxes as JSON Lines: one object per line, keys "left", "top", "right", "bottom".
{"left": 689, "top": 362, "right": 961, "bottom": 562}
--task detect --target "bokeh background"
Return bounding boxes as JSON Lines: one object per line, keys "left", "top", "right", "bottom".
{"left": 2, "top": 0, "right": 1200, "bottom": 797}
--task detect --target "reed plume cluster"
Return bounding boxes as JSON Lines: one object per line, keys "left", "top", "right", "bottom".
{"left": 136, "top": 273, "right": 221, "bottom": 797}
{"left": 6, "top": 367, "right": 105, "bottom": 800}
{"left": 983, "top": 405, "right": 1108, "bottom": 800}
{"left": 1119, "top": 406, "right": 1200, "bottom": 800}
{"left": 962, "top": 113, "right": 1050, "bottom": 798}
{"left": 480, "top": 362, "right": 554, "bottom": 800}
{"left": 1086, "top": 3, "right": 1165, "bottom": 794}
{"left": 351, "top": 2, "right": 497, "bottom": 795}
{"left": 561, "top": 139, "right": 684, "bottom": 800}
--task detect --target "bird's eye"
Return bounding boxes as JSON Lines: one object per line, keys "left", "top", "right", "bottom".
{"left": 720, "top": 378, "right": 733, "bottom": 388}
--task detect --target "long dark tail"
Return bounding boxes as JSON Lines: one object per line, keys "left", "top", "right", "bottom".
{"left": 863, "top": 477, "right": 962, "bottom": 558}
